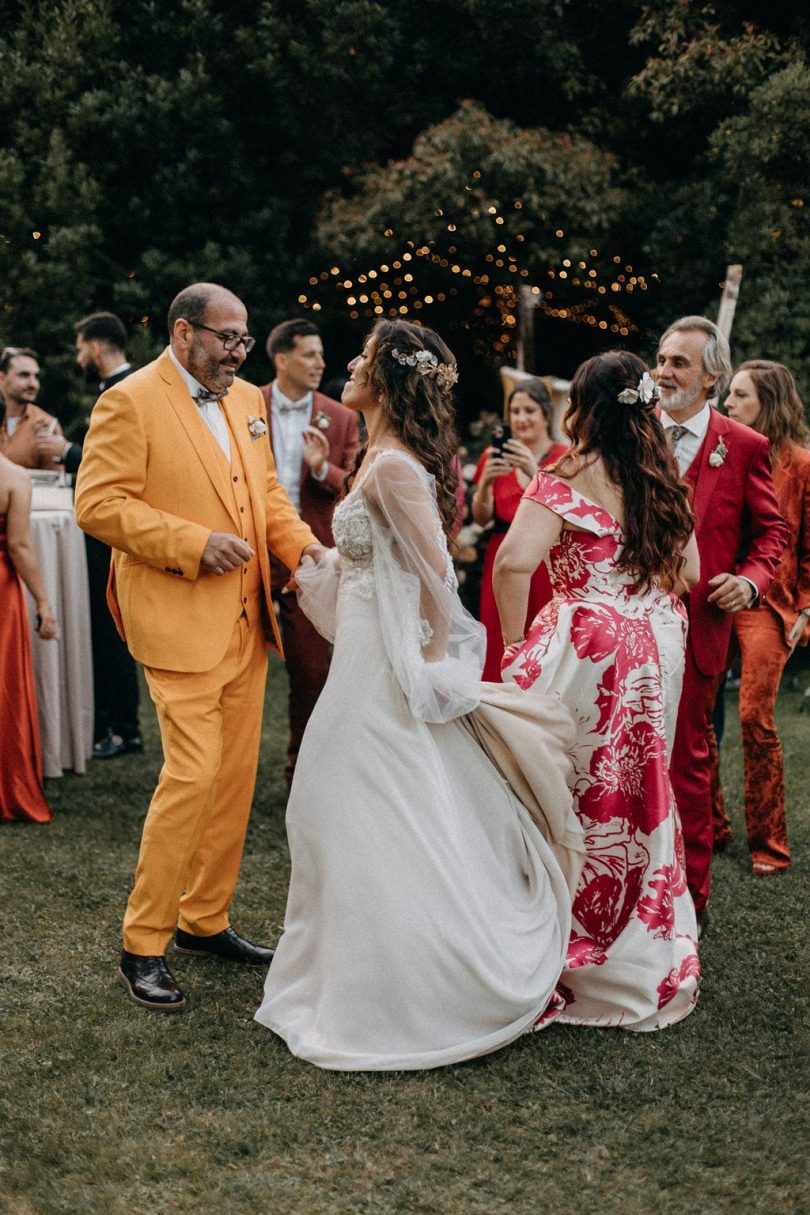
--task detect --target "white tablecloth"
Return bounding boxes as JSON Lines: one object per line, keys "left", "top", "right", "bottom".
{"left": 25, "top": 507, "right": 94, "bottom": 777}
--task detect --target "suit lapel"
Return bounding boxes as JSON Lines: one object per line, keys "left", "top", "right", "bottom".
{"left": 689, "top": 408, "right": 730, "bottom": 534}
{"left": 157, "top": 352, "right": 236, "bottom": 522}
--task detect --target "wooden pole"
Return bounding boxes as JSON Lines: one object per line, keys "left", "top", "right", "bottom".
{"left": 516, "top": 285, "right": 536, "bottom": 372}
{"left": 717, "top": 264, "right": 743, "bottom": 343}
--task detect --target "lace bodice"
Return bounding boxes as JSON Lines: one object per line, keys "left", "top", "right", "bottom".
{"left": 333, "top": 450, "right": 457, "bottom": 599}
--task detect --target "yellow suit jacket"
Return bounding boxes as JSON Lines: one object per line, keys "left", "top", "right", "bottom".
{"left": 74, "top": 348, "right": 318, "bottom": 672}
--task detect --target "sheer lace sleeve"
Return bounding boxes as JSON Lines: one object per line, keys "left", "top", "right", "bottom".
{"left": 295, "top": 548, "right": 341, "bottom": 643}
{"left": 362, "top": 452, "right": 486, "bottom": 722}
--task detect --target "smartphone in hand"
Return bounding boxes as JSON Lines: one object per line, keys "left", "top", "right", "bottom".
{"left": 490, "top": 423, "right": 512, "bottom": 453}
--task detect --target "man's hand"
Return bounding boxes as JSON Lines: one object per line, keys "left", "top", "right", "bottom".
{"left": 200, "top": 532, "right": 254, "bottom": 576}
{"left": 282, "top": 543, "right": 328, "bottom": 592}
{"left": 789, "top": 612, "right": 809, "bottom": 648}
{"left": 707, "top": 572, "right": 754, "bottom": 613}
{"left": 302, "top": 426, "right": 330, "bottom": 476}
{"left": 34, "top": 432, "right": 70, "bottom": 464}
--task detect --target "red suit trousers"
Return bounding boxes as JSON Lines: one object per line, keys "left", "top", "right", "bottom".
{"left": 272, "top": 558, "right": 330, "bottom": 784}
{"left": 670, "top": 647, "right": 716, "bottom": 915}
{"left": 729, "top": 608, "right": 791, "bottom": 869}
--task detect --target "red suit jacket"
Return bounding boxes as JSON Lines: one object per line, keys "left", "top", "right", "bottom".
{"left": 684, "top": 408, "right": 788, "bottom": 676}
{"left": 259, "top": 387, "right": 360, "bottom": 552}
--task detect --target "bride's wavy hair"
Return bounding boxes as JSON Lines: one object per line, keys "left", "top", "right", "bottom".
{"left": 556, "top": 350, "right": 694, "bottom": 590}
{"left": 345, "top": 319, "right": 461, "bottom": 540}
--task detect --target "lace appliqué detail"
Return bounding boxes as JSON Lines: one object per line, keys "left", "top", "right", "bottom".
{"left": 333, "top": 492, "right": 376, "bottom": 600}
{"left": 333, "top": 494, "right": 373, "bottom": 562}
{"left": 342, "top": 565, "right": 376, "bottom": 601}
{"left": 418, "top": 618, "right": 433, "bottom": 648}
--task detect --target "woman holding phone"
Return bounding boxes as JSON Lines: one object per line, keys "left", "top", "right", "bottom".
{"left": 472, "top": 378, "right": 566, "bottom": 679}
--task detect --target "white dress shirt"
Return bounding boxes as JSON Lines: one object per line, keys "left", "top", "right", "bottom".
{"left": 661, "top": 402, "right": 711, "bottom": 476}
{"left": 270, "top": 383, "right": 328, "bottom": 511}
{"left": 169, "top": 347, "right": 231, "bottom": 461}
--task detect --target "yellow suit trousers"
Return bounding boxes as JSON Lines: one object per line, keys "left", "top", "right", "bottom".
{"left": 123, "top": 614, "right": 268, "bottom": 955}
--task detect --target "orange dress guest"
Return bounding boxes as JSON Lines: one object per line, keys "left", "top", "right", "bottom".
{"left": 0, "top": 454, "right": 58, "bottom": 823}
{"left": 472, "top": 378, "right": 566, "bottom": 681}
{"left": 716, "top": 361, "right": 810, "bottom": 874}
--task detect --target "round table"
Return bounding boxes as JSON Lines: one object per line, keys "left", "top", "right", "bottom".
{"left": 25, "top": 504, "right": 94, "bottom": 777}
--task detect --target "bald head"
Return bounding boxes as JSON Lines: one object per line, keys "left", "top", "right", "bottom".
{"left": 167, "top": 282, "right": 244, "bottom": 334}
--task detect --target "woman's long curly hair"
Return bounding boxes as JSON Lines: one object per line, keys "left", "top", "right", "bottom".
{"left": 344, "top": 319, "right": 461, "bottom": 540}
{"left": 556, "top": 350, "right": 694, "bottom": 590}
{"left": 733, "top": 359, "right": 809, "bottom": 460}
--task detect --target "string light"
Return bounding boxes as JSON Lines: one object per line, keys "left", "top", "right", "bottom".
{"left": 299, "top": 191, "right": 655, "bottom": 356}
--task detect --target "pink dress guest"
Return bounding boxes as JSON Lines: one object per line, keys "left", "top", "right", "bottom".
{"left": 502, "top": 472, "right": 699, "bottom": 1030}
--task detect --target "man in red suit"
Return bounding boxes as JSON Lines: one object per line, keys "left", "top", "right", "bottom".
{"left": 260, "top": 319, "right": 360, "bottom": 783}
{"left": 656, "top": 316, "right": 788, "bottom": 935}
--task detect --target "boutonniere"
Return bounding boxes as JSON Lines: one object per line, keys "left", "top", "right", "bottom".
{"left": 248, "top": 416, "right": 267, "bottom": 441}
{"left": 708, "top": 437, "right": 728, "bottom": 467}
{"left": 313, "top": 410, "right": 331, "bottom": 431}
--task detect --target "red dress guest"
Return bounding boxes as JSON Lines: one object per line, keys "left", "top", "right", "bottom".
{"left": 715, "top": 361, "right": 810, "bottom": 874}
{"left": 472, "top": 378, "right": 566, "bottom": 681}
{"left": 0, "top": 454, "right": 58, "bottom": 823}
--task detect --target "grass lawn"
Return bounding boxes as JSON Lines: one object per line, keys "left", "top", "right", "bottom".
{"left": 2, "top": 656, "right": 808, "bottom": 1215}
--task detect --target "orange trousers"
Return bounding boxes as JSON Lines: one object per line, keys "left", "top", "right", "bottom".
{"left": 123, "top": 615, "right": 268, "bottom": 955}
{"left": 713, "top": 606, "right": 792, "bottom": 870}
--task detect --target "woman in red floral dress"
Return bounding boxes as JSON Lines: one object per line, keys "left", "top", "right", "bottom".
{"left": 472, "top": 379, "right": 567, "bottom": 680}
{"left": 494, "top": 351, "right": 701, "bottom": 1030}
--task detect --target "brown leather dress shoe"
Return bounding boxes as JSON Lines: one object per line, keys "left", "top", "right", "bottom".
{"left": 174, "top": 926, "right": 274, "bottom": 965}
{"left": 118, "top": 951, "right": 186, "bottom": 1011}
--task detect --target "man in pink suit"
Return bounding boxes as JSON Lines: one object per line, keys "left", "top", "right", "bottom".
{"left": 260, "top": 319, "right": 360, "bottom": 783}
{"left": 656, "top": 316, "right": 788, "bottom": 934}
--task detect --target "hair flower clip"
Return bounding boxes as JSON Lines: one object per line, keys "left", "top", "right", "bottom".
{"left": 617, "top": 371, "right": 657, "bottom": 406}
{"left": 313, "top": 410, "right": 331, "bottom": 431}
{"left": 248, "top": 416, "right": 268, "bottom": 440}
{"left": 708, "top": 436, "right": 728, "bottom": 467}
{"left": 390, "top": 346, "right": 459, "bottom": 391}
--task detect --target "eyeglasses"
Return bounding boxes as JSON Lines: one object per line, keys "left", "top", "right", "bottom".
{"left": 189, "top": 324, "right": 255, "bottom": 353}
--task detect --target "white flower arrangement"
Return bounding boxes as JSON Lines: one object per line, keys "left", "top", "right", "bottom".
{"left": 617, "top": 371, "right": 657, "bottom": 406}
{"left": 248, "top": 416, "right": 268, "bottom": 440}
{"left": 313, "top": 410, "right": 331, "bottom": 430}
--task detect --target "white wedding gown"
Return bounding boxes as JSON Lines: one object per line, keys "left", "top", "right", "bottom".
{"left": 255, "top": 450, "right": 584, "bottom": 1070}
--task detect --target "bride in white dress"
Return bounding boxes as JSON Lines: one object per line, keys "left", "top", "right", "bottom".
{"left": 255, "top": 320, "right": 584, "bottom": 1070}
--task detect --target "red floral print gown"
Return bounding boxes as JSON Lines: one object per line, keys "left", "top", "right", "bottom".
{"left": 502, "top": 473, "right": 699, "bottom": 1030}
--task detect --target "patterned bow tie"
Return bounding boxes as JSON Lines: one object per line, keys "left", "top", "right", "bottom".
{"left": 278, "top": 399, "right": 309, "bottom": 413}
{"left": 195, "top": 387, "right": 227, "bottom": 404}
{"left": 667, "top": 424, "right": 690, "bottom": 447}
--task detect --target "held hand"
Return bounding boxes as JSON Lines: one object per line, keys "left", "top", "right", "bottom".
{"left": 34, "top": 433, "right": 70, "bottom": 462}
{"left": 200, "top": 532, "right": 254, "bottom": 576}
{"left": 503, "top": 438, "right": 537, "bottom": 479}
{"left": 789, "top": 612, "right": 808, "bottom": 648}
{"left": 283, "top": 543, "right": 329, "bottom": 592}
{"left": 36, "top": 601, "right": 59, "bottom": 640}
{"left": 707, "top": 572, "right": 754, "bottom": 614}
{"left": 479, "top": 448, "right": 511, "bottom": 487}
{"left": 302, "top": 427, "right": 330, "bottom": 475}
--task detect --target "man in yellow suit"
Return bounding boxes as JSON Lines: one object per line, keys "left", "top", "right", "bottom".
{"left": 75, "top": 283, "right": 323, "bottom": 1012}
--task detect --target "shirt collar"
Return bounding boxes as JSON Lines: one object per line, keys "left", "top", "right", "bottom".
{"left": 661, "top": 401, "right": 712, "bottom": 438}
{"left": 169, "top": 346, "right": 210, "bottom": 402}
{"left": 271, "top": 381, "right": 312, "bottom": 414}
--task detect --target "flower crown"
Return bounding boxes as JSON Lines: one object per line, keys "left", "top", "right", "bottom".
{"left": 390, "top": 346, "right": 459, "bottom": 392}
{"left": 617, "top": 371, "right": 657, "bottom": 406}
